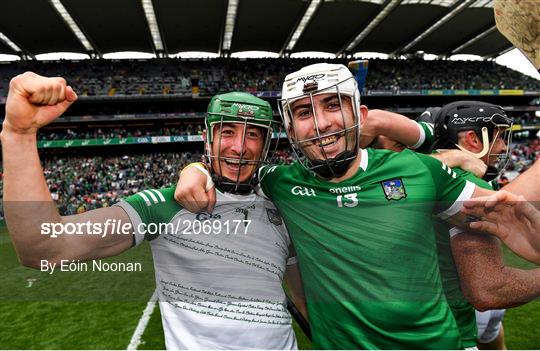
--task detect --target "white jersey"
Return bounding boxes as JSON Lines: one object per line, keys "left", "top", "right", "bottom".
{"left": 116, "top": 186, "right": 297, "bottom": 350}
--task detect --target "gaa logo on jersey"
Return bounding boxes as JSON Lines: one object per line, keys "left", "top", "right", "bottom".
{"left": 291, "top": 186, "right": 316, "bottom": 197}
{"left": 380, "top": 178, "right": 407, "bottom": 201}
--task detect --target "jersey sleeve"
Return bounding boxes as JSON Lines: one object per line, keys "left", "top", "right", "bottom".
{"left": 448, "top": 169, "right": 493, "bottom": 238}
{"left": 114, "top": 187, "right": 183, "bottom": 246}
{"left": 410, "top": 121, "right": 435, "bottom": 151}
{"left": 414, "top": 153, "right": 476, "bottom": 220}
{"left": 412, "top": 107, "right": 439, "bottom": 153}
{"left": 256, "top": 164, "right": 287, "bottom": 201}
{"left": 454, "top": 168, "right": 493, "bottom": 191}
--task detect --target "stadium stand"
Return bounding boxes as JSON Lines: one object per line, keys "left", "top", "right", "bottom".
{"left": 36, "top": 125, "right": 203, "bottom": 141}
{"left": 0, "top": 144, "right": 297, "bottom": 219}
{"left": 1, "top": 58, "right": 539, "bottom": 98}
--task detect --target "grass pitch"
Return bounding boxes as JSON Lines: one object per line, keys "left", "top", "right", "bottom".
{"left": 0, "top": 226, "right": 537, "bottom": 349}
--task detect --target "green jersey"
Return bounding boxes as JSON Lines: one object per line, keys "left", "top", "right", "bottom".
{"left": 434, "top": 168, "right": 493, "bottom": 348}
{"left": 412, "top": 109, "right": 493, "bottom": 348}
{"left": 258, "top": 148, "right": 476, "bottom": 349}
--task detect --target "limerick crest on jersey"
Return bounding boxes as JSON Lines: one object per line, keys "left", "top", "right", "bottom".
{"left": 380, "top": 178, "right": 407, "bottom": 201}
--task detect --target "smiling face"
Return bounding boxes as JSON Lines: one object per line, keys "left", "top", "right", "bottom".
{"left": 209, "top": 122, "right": 265, "bottom": 183}
{"left": 288, "top": 93, "right": 361, "bottom": 162}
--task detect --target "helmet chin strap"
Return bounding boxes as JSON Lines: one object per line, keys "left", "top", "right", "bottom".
{"left": 212, "top": 174, "right": 256, "bottom": 195}
{"left": 454, "top": 126, "right": 505, "bottom": 182}
{"left": 310, "top": 149, "right": 357, "bottom": 178}
{"left": 455, "top": 127, "right": 490, "bottom": 158}
{"left": 482, "top": 165, "right": 499, "bottom": 182}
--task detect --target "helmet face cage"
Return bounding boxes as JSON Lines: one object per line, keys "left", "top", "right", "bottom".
{"left": 204, "top": 113, "right": 276, "bottom": 193}
{"left": 278, "top": 76, "right": 361, "bottom": 177}
{"left": 484, "top": 113, "right": 513, "bottom": 174}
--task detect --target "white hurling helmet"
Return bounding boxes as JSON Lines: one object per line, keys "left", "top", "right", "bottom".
{"left": 279, "top": 63, "right": 362, "bottom": 178}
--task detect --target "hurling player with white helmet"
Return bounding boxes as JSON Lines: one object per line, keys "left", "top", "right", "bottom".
{"left": 175, "top": 63, "right": 540, "bottom": 349}
{"left": 1, "top": 75, "right": 305, "bottom": 350}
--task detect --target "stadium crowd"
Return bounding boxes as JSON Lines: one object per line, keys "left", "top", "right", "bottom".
{"left": 506, "top": 138, "right": 540, "bottom": 171}
{"left": 38, "top": 124, "right": 203, "bottom": 141}
{"left": 0, "top": 148, "right": 295, "bottom": 217}
{"left": 31, "top": 152, "right": 201, "bottom": 215}
{"left": 1, "top": 57, "right": 538, "bottom": 97}
{"left": 1, "top": 136, "right": 537, "bottom": 219}
{"left": 497, "top": 138, "right": 540, "bottom": 186}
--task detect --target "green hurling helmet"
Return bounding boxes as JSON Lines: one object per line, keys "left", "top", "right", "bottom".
{"left": 204, "top": 92, "right": 279, "bottom": 193}
{"left": 206, "top": 92, "right": 275, "bottom": 143}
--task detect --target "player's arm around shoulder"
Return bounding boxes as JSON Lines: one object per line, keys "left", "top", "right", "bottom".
{"left": 430, "top": 150, "right": 487, "bottom": 178}
{"left": 363, "top": 109, "right": 425, "bottom": 148}
{"left": 174, "top": 162, "right": 216, "bottom": 213}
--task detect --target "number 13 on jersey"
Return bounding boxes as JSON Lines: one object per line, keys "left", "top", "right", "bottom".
{"left": 336, "top": 193, "right": 359, "bottom": 208}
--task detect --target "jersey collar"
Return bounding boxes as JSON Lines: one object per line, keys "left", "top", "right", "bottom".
{"left": 359, "top": 148, "right": 368, "bottom": 171}
{"left": 217, "top": 188, "right": 257, "bottom": 201}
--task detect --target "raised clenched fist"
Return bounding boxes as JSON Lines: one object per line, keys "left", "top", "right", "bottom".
{"left": 3, "top": 71, "right": 77, "bottom": 135}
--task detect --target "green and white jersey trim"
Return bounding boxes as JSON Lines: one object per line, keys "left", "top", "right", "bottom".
{"left": 137, "top": 189, "right": 166, "bottom": 206}
{"left": 441, "top": 162, "right": 458, "bottom": 179}
{"left": 411, "top": 121, "right": 434, "bottom": 149}
{"left": 412, "top": 122, "right": 426, "bottom": 149}
{"left": 358, "top": 148, "right": 368, "bottom": 171}
{"left": 116, "top": 199, "right": 145, "bottom": 246}
{"left": 438, "top": 179, "right": 475, "bottom": 220}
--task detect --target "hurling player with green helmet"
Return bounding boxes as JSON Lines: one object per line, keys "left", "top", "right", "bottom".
{"left": 117, "top": 91, "right": 304, "bottom": 349}
{"left": 1, "top": 74, "right": 305, "bottom": 350}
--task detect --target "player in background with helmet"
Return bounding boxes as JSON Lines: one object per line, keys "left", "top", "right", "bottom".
{"left": 1, "top": 73, "right": 305, "bottom": 350}
{"left": 470, "top": 0, "right": 540, "bottom": 263}
{"left": 368, "top": 101, "right": 532, "bottom": 350}
{"left": 175, "top": 63, "right": 540, "bottom": 349}
{"left": 363, "top": 108, "right": 489, "bottom": 178}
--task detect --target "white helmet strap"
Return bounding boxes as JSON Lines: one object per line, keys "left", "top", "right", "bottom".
{"left": 455, "top": 127, "right": 490, "bottom": 158}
